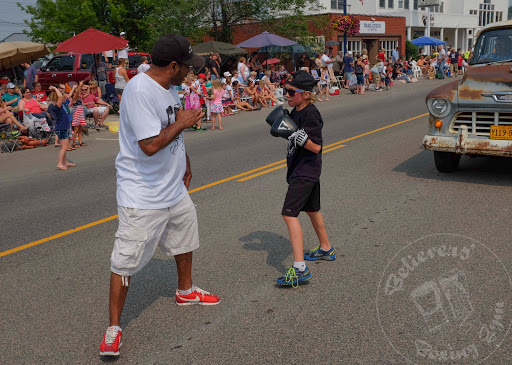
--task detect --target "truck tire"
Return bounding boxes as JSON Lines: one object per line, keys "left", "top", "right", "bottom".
{"left": 434, "top": 151, "right": 460, "bottom": 173}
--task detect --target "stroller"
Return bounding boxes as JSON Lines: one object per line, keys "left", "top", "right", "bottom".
{"left": 348, "top": 74, "right": 358, "bottom": 94}
{"left": 104, "top": 83, "right": 120, "bottom": 114}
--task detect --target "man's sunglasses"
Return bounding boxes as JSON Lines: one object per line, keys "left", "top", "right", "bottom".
{"left": 284, "top": 87, "right": 304, "bottom": 97}
{"left": 81, "top": 88, "right": 88, "bottom": 91}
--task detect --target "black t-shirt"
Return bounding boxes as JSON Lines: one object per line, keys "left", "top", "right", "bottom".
{"left": 209, "top": 58, "right": 219, "bottom": 76}
{"left": 286, "top": 104, "right": 323, "bottom": 183}
{"left": 450, "top": 52, "right": 459, "bottom": 63}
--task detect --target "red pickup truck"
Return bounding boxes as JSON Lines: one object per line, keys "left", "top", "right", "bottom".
{"left": 37, "top": 52, "right": 151, "bottom": 90}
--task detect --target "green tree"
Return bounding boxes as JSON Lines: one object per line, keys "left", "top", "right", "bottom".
{"left": 19, "top": 0, "right": 324, "bottom": 51}
{"left": 18, "top": 0, "right": 153, "bottom": 51}
{"left": 406, "top": 39, "right": 418, "bottom": 60}
{"left": 147, "top": 0, "right": 324, "bottom": 44}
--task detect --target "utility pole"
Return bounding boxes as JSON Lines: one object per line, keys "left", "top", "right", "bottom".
{"left": 344, "top": 1, "right": 347, "bottom": 54}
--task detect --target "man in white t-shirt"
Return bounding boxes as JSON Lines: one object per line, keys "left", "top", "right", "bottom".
{"left": 436, "top": 45, "right": 447, "bottom": 79}
{"left": 321, "top": 49, "right": 334, "bottom": 68}
{"left": 117, "top": 32, "right": 129, "bottom": 62}
{"left": 100, "top": 34, "right": 221, "bottom": 358}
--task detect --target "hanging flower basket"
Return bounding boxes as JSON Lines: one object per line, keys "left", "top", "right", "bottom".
{"left": 331, "top": 15, "right": 360, "bottom": 37}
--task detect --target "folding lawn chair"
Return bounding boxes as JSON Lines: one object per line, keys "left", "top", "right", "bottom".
{"left": 0, "top": 125, "right": 22, "bottom": 153}
{"left": 328, "top": 68, "right": 342, "bottom": 89}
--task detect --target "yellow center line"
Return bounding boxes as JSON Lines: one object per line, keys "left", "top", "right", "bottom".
{"left": 238, "top": 164, "right": 288, "bottom": 182}
{"left": 238, "top": 144, "right": 348, "bottom": 182}
{"left": 1, "top": 113, "right": 428, "bottom": 259}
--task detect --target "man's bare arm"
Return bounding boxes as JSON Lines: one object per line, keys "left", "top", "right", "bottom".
{"left": 138, "top": 109, "right": 203, "bottom": 156}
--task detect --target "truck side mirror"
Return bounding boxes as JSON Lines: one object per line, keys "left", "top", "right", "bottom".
{"left": 40, "top": 65, "right": 46, "bottom": 72}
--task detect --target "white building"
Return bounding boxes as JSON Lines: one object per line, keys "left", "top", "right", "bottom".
{"left": 313, "top": 0, "right": 508, "bottom": 51}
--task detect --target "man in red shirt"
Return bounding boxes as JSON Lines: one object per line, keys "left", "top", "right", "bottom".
{"left": 81, "top": 85, "right": 112, "bottom": 130}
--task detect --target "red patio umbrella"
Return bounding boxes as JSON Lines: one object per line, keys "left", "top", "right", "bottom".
{"left": 54, "top": 28, "right": 128, "bottom": 54}
{"left": 261, "top": 58, "right": 280, "bottom": 65}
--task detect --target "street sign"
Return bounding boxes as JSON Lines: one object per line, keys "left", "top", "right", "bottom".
{"left": 418, "top": 0, "right": 440, "bottom": 7}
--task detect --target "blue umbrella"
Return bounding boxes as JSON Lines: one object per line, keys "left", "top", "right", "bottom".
{"left": 411, "top": 36, "right": 446, "bottom": 46}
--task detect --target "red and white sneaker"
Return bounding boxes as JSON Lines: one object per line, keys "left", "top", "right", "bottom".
{"left": 176, "top": 286, "right": 221, "bottom": 306}
{"left": 100, "top": 326, "right": 122, "bottom": 356}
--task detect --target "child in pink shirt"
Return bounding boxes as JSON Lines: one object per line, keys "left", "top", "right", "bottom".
{"left": 210, "top": 79, "right": 224, "bottom": 130}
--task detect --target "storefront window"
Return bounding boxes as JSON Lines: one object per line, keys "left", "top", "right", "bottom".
{"left": 414, "top": 0, "right": 418, "bottom": 10}
{"left": 380, "top": 0, "right": 385, "bottom": 8}
{"left": 388, "top": 0, "right": 394, "bottom": 8}
{"left": 398, "top": 0, "right": 403, "bottom": 8}
{"left": 405, "top": 0, "right": 409, "bottom": 9}
{"left": 380, "top": 40, "right": 398, "bottom": 60}
{"left": 331, "top": 0, "right": 336, "bottom": 9}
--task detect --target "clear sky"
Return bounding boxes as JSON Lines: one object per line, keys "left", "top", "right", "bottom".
{"left": 0, "top": 0, "right": 37, "bottom": 42}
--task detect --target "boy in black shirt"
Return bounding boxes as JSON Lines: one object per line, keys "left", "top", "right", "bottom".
{"left": 275, "top": 71, "right": 335, "bottom": 288}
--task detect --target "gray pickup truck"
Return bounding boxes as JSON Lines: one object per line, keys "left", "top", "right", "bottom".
{"left": 423, "top": 20, "right": 512, "bottom": 172}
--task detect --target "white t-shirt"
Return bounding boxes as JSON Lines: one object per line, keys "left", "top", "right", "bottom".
{"left": 223, "top": 84, "right": 232, "bottom": 99}
{"left": 104, "top": 50, "right": 114, "bottom": 57}
{"left": 118, "top": 47, "right": 129, "bottom": 60}
{"left": 321, "top": 54, "right": 333, "bottom": 68}
{"left": 137, "top": 63, "right": 150, "bottom": 74}
{"left": 116, "top": 73, "right": 187, "bottom": 209}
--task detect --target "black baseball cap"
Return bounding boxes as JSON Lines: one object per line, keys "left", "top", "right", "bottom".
{"left": 151, "top": 34, "right": 204, "bottom": 68}
{"left": 285, "top": 70, "right": 317, "bottom": 92}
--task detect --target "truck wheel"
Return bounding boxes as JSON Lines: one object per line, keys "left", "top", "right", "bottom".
{"left": 434, "top": 151, "right": 461, "bottom": 173}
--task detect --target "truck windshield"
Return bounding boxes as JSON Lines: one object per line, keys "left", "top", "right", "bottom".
{"left": 471, "top": 28, "right": 512, "bottom": 64}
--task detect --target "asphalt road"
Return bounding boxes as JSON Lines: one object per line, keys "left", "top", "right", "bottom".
{"left": 1, "top": 77, "right": 512, "bottom": 364}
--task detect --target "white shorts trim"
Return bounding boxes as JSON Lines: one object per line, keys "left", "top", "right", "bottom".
{"left": 110, "top": 194, "right": 200, "bottom": 276}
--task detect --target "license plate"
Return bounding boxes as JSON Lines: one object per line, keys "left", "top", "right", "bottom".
{"left": 490, "top": 125, "right": 512, "bottom": 140}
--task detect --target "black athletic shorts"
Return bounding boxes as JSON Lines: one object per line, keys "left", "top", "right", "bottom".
{"left": 282, "top": 180, "right": 321, "bottom": 217}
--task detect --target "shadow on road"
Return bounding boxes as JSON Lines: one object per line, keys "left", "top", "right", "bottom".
{"left": 394, "top": 149, "right": 512, "bottom": 187}
{"left": 240, "top": 231, "right": 291, "bottom": 273}
{"left": 120, "top": 258, "right": 177, "bottom": 328}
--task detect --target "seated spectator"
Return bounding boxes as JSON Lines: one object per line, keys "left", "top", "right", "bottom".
{"left": 31, "top": 82, "right": 48, "bottom": 103}
{"left": 258, "top": 80, "right": 281, "bottom": 106}
{"left": 0, "top": 100, "right": 26, "bottom": 131}
{"left": 89, "top": 80, "right": 102, "bottom": 99}
{"left": 262, "top": 70, "right": 279, "bottom": 93}
{"left": 2, "top": 83, "right": 22, "bottom": 112}
{"left": 248, "top": 71, "right": 257, "bottom": 84}
{"left": 80, "top": 84, "right": 112, "bottom": 130}
{"left": 0, "top": 82, "right": 6, "bottom": 96}
{"left": 18, "top": 87, "right": 48, "bottom": 129}
{"left": 392, "top": 63, "right": 411, "bottom": 83}
{"left": 18, "top": 86, "right": 48, "bottom": 118}
{"left": 416, "top": 55, "right": 427, "bottom": 76}
{"left": 244, "top": 80, "right": 266, "bottom": 108}
{"left": 231, "top": 80, "right": 256, "bottom": 111}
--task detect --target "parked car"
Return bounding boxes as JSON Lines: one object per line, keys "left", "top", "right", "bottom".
{"left": 423, "top": 20, "right": 512, "bottom": 172}
{"left": 37, "top": 53, "right": 143, "bottom": 90}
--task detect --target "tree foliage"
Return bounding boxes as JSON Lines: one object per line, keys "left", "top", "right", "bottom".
{"left": 406, "top": 39, "right": 418, "bottom": 60}
{"left": 18, "top": 0, "right": 324, "bottom": 51}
